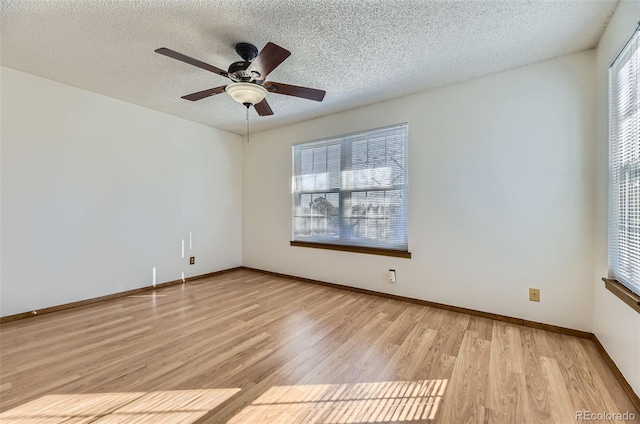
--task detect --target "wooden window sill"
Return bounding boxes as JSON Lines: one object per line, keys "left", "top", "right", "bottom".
{"left": 290, "top": 241, "right": 411, "bottom": 258}
{"left": 602, "top": 278, "right": 640, "bottom": 314}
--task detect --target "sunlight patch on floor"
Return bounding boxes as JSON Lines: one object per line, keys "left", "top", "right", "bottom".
{"left": 0, "top": 388, "right": 240, "bottom": 424}
{"left": 229, "top": 379, "right": 448, "bottom": 423}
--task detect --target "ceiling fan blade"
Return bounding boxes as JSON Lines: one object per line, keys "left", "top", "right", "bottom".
{"left": 254, "top": 98, "right": 274, "bottom": 116}
{"left": 263, "top": 81, "right": 326, "bottom": 102}
{"left": 247, "top": 42, "right": 291, "bottom": 80}
{"left": 181, "top": 86, "right": 227, "bottom": 101}
{"left": 155, "top": 48, "right": 228, "bottom": 78}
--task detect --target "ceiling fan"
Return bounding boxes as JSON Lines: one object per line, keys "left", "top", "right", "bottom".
{"left": 155, "top": 42, "right": 326, "bottom": 116}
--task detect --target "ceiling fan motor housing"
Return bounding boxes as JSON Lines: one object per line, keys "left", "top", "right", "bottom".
{"left": 229, "top": 43, "right": 261, "bottom": 81}
{"left": 228, "top": 61, "right": 253, "bottom": 81}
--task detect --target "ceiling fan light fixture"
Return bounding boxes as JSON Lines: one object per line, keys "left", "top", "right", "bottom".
{"left": 225, "top": 82, "right": 267, "bottom": 106}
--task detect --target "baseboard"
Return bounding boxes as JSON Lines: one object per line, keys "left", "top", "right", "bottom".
{"left": 0, "top": 266, "right": 243, "bottom": 324}
{"left": 522, "top": 319, "right": 593, "bottom": 339}
{"left": 592, "top": 335, "right": 640, "bottom": 412}
{"left": 242, "top": 266, "right": 639, "bottom": 410}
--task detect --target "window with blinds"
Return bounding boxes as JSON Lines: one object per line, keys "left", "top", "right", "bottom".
{"left": 609, "top": 24, "right": 640, "bottom": 296}
{"left": 292, "top": 123, "right": 408, "bottom": 251}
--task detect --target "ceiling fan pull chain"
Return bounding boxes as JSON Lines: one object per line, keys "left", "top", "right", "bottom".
{"left": 246, "top": 105, "right": 250, "bottom": 143}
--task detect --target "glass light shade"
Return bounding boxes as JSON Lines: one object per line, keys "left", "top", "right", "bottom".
{"left": 225, "top": 82, "right": 267, "bottom": 105}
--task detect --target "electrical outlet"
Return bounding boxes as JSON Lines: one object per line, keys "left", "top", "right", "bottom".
{"left": 189, "top": 256, "right": 195, "bottom": 265}
{"left": 529, "top": 288, "right": 540, "bottom": 302}
{"left": 388, "top": 269, "right": 396, "bottom": 283}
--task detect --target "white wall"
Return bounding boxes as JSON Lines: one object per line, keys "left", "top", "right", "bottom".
{"left": 0, "top": 67, "right": 243, "bottom": 316}
{"left": 593, "top": 0, "right": 640, "bottom": 395}
{"left": 243, "top": 51, "right": 596, "bottom": 331}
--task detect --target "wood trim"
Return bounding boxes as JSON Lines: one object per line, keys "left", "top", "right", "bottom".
{"left": 290, "top": 241, "right": 411, "bottom": 258}
{"left": 602, "top": 278, "right": 640, "bottom": 314}
{"left": 523, "top": 319, "right": 592, "bottom": 339}
{"left": 592, "top": 334, "right": 640, "bottom": 412}
{"left": 0, "top": 267, "right": 243, "bottom": 324}
{"left": 241, "top": 266, "right": 590, "bottom": 338}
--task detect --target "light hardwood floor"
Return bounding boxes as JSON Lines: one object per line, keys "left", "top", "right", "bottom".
{"left": 0, "top": 269, "right": 638, "bottom": 423}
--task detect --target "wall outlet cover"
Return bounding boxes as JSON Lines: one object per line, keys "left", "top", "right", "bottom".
{"left": 529, "top": 288, "right": 540, "bottom": 302}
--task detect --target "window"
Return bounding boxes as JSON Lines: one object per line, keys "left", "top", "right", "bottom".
{"left": 609, "top": 24, "right": 640, "bottom": 296}
{"left": 292, "top": 123, "right": 409, "bottom": 255}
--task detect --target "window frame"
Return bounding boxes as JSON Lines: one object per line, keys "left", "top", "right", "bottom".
{"left": 606, "top": 22, "right": 640, "bottom": 313}
{"left": 291, "top": 123, "right": 410, "bottom": 258}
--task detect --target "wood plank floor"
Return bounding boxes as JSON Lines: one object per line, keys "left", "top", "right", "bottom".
{"left": 0, "top": 269, "right": 638, "bottom": 423}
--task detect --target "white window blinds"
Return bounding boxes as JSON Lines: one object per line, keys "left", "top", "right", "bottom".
{"left": 292, "top": 123, "right": 409, "bottom": 251}
{"left": 609, "top": 24, "right": 640, "bottom": 296}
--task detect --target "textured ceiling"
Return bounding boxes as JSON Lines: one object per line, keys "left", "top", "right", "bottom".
{"left": 1, "top": 0, "right": 618, "bottom": 135}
